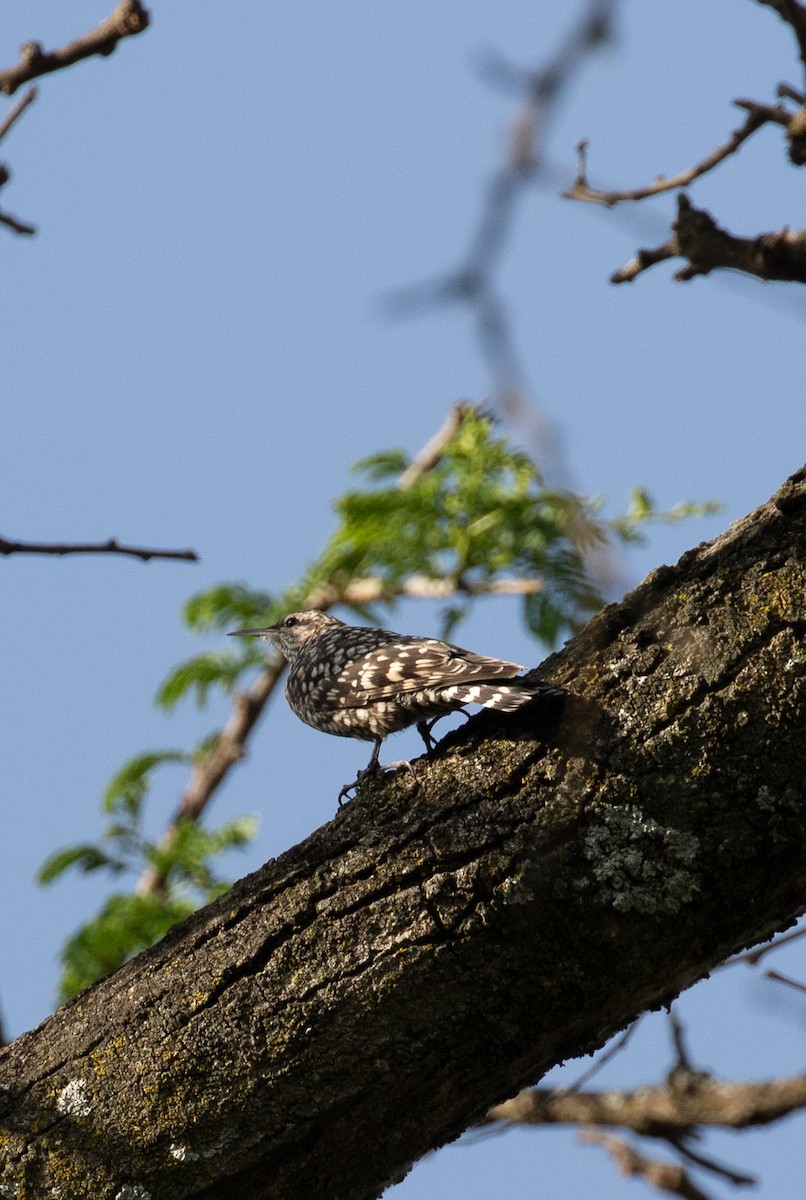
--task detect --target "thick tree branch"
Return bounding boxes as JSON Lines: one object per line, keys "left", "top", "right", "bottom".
{"left": 0, "top": 536, "right": 198, "bottom": 562}
{"left": 0, "top": 2, "right": 150, "bottom": 96}
{"left": 3, "top": 468, "right": 806, "bottom": 1198}
{"left": 612, "top": 193, "right": 806, "bottom": 284}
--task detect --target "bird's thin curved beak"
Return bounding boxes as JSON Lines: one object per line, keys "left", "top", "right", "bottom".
{"left": 228, "top": 627, "right": 274, "bottom": 638}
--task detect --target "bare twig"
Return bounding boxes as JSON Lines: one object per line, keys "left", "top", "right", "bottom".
{"left": 765, "top": 968, "right": 806, "bottom": 993}
{"left": 0, "top": 2, "right": 150, "bottom": 96}
{"left": 582, "top": 1132, "right": 715, "bottom": 1200}
{"left": 0, "top": 86, "right": 37, "bottom": 143}
{"left": 0, "top": 87, "right": 38, "bottom": 234}
{"left": 563, "top": 101, "right": 789, "bottom": 207}
{"left": 667, "top": 1136, "right": 755, "bottom": 1188}
{"left": 612, "top": 193, "right": 806, "bottom": 285}
{"left": 0, "top": 208, "right": 36, "bottom": 235}
{"left": 667, "top": 1008, "right": 701, "bottom": 1077}
{"left": 0, "top": 536, "right": 198, "bottom": 562}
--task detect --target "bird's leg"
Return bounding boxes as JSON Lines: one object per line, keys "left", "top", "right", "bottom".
{"left": 337, "top": 737, "right": 418, "bottom": 806}
{"left": 416, "top": 718, "right": 438, "bottom": 753}
{"left": 416, "top": 709, "right": 470, "bottom": 754}
{"left": 338, "top": 737, "right": 383, "bottom": 806}
{"left": 365, "top": 737, "right": 383, "bottom": 773}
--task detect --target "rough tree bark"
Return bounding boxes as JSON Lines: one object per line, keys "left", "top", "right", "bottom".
{"left": 2, "top": 469, "right": 806, "bottom": 1200}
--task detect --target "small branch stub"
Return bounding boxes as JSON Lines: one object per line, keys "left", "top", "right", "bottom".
{"left": 0, "top": 1, "right": 150, "bottom": 96}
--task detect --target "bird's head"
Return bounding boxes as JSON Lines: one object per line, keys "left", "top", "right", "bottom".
{"left": 229, "top": 610, "right": 344, "bottom": 662}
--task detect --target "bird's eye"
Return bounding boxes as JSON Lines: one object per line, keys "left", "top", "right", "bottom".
{"left": 284, "top": 615, "right": 298, "bottom": 627}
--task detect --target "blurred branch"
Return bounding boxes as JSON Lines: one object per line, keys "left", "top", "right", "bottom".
{"left": 0, "top": 536, "right": 198, "bottom": 563}
{"left": 385, "top": 0, "right": 618, "bottom": 484}
{"left": 756, "top": 0, "right": 806, "bottom": 75}
{"left": 563, "top": 101, "right": 790, "bottom": 206}
{"left": 0, "top": 85, "right": 36, "bottom": 142}
{"left": 0, "top": 1, "right": 149, "bottom": 96}
{"left": 765, "top": 968, "right": 806, "bottom": 993}
{"left": 611, "top": 193, "right": 806, "bottom": 285}
{"left": 395, "top": 401, "right": 471, "bottom": 488}
{"left": 581, "top": 1133, "right": 716, "bottom": 1200}
{"left": 488, "top": 1071, "right": 806, "bottom": 1133}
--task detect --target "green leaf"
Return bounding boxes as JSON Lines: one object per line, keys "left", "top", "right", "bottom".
{"left": 102, "top": 750, "right": 188, "bottom": 817}
{"left": 58, "top": 893, "right": 197, "bottom": 1002}
{"left": 156, "top": 650, "right": 251, "bottom": 711}
{"left": 350, "top": 449, "right": 409, "bottom": 480}
{"left": 37, "top": 844, "right": 121, "bottom": 885}
{"left": 183, "top": 583, "right": 276, "bottom": 632}
{"left": 145, "top": 815, "right": 259, "bottom": 891}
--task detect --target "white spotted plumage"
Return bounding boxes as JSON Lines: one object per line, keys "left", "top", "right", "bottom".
{"left": 229, "top": 610, "right": 561, "bottom": 799}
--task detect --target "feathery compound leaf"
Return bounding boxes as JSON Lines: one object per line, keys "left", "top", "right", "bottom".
{"left": 102, "top": 750, "right": 189, "bottom": 817}
{"left": 38, "top": 845, "right": 121, "bottom": 885}
{"left": 58, "top": 893, "right": 197, "bottom": 1002}
{"left": 183, "top": 583, "right": 276, "bottom": 632}
{"left": 350, "top": 449, "right": 409, "bottom": 480}
{"left": 156, "top": 650, "right": 250, "bottom": 711}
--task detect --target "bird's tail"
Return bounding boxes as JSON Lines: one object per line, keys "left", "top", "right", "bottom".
{"left": 438, "top": 680, "right": 562, "bottom": 713}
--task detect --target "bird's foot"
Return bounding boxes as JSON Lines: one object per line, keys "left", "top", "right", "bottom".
{"left": 417, "top": 710, "right": 471, "bottom": 755}
{"left": 382, "top": 758, "right": 416, "bottom": 781}
{"left": 337, "top": 759, "right": 416, "bottom": 806}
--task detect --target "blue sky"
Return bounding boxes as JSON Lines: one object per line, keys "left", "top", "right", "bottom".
{"left": 2, "top": 3, "right": 805, "bottom": 1198}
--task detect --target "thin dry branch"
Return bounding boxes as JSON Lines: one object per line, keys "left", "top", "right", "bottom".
{"left": 311, "top": 575, "right": 544, "bottom": 607}
{"left": 0, "top": 86, "right": 37, "bottom": 234}
{"left": 0, "top": 536, "right": 198, "bottom": 562}
{"left": 765, "top": 968, "right": 806, "bottom": 993}
{"left": 0, "top": 1, "right": 149, "bottom": 96}
{"left": 0, "top": 86, "right": 36, "bottom": 143}
{"left": 611, "top": 193, "right": 806, "bottom": 285}
{"left": 582, "top": 1132, "right": 715, "bottom": 1200}
{"left": 563, "top": 101, "right": 789, "bottom": 207}
{"left": 0, "top": 207, "right": 36, "bottom": 235}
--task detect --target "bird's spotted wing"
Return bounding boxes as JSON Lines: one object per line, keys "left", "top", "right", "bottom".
{"left": 333, "top": 638, "right": 524, "bottom": 705}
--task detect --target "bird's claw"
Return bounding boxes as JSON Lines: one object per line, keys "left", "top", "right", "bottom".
{"left": 337, "top": 759, "right": 416, "bottom": 806}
